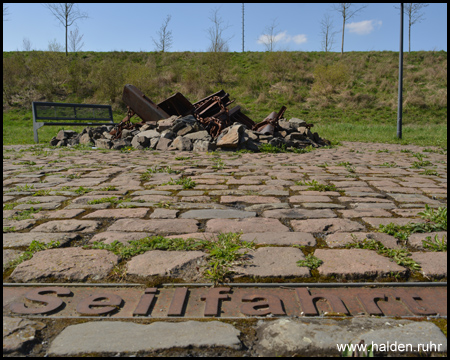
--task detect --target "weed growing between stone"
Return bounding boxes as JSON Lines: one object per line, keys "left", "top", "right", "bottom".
{"left": 296, "top": 254, "right": 323, "bottom": 270}
{"left": 6, "top": 240, "right": 61, "bottom": 269}
{"left": 7, "top": 207, "right": 42, "bottom": 221}
{"left": 295, "top": 179, "right": 344, "bottom": 194}
{"left": 163, "top": 177, "right": 197, "bottom": 189}
{"left": 203, "top": 232, "right": 255, "bottom": 286}
{"left": 378, "top": 205, "right": 447, "bottom": 241}
{"left": 88, "top": 236, "right": 209, "bottom": 259}
{"left": 86, "top": 232, "right": 255, "bottom": 285}
{"left": 345, "top": 238, "right": 421, "bottom": 272}
{"left": 87, "top": 197, "right": 122, "bottom": 205}
{"left": 422, "top": 234, "right": 447, "bottom": 252}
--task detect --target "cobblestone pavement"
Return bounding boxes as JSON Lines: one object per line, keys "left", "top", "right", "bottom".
{"left": 3, "top": 142, "right": 447, "bottom": 356}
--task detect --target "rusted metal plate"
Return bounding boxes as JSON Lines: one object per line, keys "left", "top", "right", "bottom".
{"left": 3, "top": 284, "right": 446, "bottom": 319}
{"left": 122, "top": 84, "right": 169, "bottom": 123}
{"left": 157, "top": 92, "right": 194, "bottom": 117}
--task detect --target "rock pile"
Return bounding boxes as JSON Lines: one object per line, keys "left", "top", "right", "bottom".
{"left": 50, "top": 115, "right": 330, "bottom": 152}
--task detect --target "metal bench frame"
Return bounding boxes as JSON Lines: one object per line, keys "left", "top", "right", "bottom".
{"left": 32, "top": 101, "right": 114, "bottom": 143}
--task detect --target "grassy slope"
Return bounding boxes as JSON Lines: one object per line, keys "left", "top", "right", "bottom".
{"left": 3, "top": 50, "right": 447, "bottom": 147}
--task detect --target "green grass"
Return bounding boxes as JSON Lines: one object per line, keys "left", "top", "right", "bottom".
{"left": 3, "top": 50, "right": 447, "bottom": 148}
{"left": 87, "top": 232, "right": 254, "bottom": 285}
{"left": 315, "top": 123, "right": 447, "bottom": 148}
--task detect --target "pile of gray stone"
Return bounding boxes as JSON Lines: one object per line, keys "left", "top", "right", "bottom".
{"left": 50, "top": 115, "right": 330, "bottom": 152}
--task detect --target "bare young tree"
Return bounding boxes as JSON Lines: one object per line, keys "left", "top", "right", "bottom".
{"left": 3, "top": 4, "right": 10, "bottom": 21}
{"left": 22, "top": 37, "right": 33, "bottom": 51}
{"left": 48, "top": 38, "right": 64, "bottom": 52}
{"left": 320, "top": 13, "right": 338, "bottom": 52}
{"left": 69, "top": 26, "right": 84, "bottom": 52}
{"left": 44, "top": 3, "right": 88, "bottom": 56}
{"left": 207, "top": 7, "right": 232, "bottom": 52}
{"left": 152, "top": 14, "right": 173, "bottom": 52}
{"left": 259, "top": 18, "right": 280, "bottom": 52}
{"left": 333, "top": 3, "right": 367, "bottom": 54}
{"left": 396, "top": 3, "right": 429, "bottom": 53}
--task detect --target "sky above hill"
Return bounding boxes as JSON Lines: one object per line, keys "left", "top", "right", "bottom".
{"left": 3, "top": 3, "right": 447, "bottom": 53}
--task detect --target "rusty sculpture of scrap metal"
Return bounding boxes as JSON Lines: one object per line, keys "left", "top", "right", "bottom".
{"left": 115, "top": 84, "right": 287, "bottom": 139}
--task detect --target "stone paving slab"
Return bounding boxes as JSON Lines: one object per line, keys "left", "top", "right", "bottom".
{"left": 325, "top": 232, "right": 400, "bottom": 249}
{"left": 262, "top": 208, "right": 336, "bottom": 219}
{"left": 314, "top": 249, "right": 407, "bottom": 279}
{"left": 411, "top": 252, "right": 447, "bottom": 278}
{"left": 82, "top": 208, "right": 149, "bottom": 219}
{"left": 3, "top": 232, "right": 78, "bottom": 248}
{"left": 107, "top": 218, "right": 199, "bottom": 234}
{"left": 48, "top": 320, "right": 241, "bottom": 356}
{"left": 206, "top": 218, "right": 290, "bottom": 233}
{"left": 31, "top": 219, "right": 102, "bottom": 233}
{"left": 126, "top": 250, "right": 206, "bottom": 278}
{"left": 89, "top": 231, "right": 154, "bottom": 244}
{"left": 2, "top": 142, "right": 447, "bottom": 357}
{"left": 233, "top": 247, "right": 310, "bottom": 278}
{"left": 254, "top": 318, "right": 447, "bottom": 357}
{"left": 10, "top": 248, "right": 120, "bottom": 282}
{"left": 408, "top": 231, "right": 447, "bottom": 249}
{"left": 180, "top": 209, "right": 256, "bottom": 219}
{"left": 291, "top": 218, "right": 366, "bottom": 233}
{"left": 240, "top": 232, "right": 316, "bottom": 246}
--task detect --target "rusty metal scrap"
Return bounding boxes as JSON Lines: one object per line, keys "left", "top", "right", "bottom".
{"left": 122, "top": 84, "right": 169, "bottom": 124}
{"left": 253, "top": 105, "right": 287, "bottom": 135}
{"left": 118, "top": 84, "right": 288, "bottom": 139}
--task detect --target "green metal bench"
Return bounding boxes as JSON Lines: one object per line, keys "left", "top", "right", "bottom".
{"left": 32, "top": 101, "right": 114, "bottom": 143}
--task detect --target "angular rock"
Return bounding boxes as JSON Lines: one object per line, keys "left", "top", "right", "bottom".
{"left": 157, "top": 115, "right": 179, "bottom": 132}
{"left": 138, "top": 129, "right": 161, "bottom": 139}
{"left": 95, "top": 138, "right": 112, "bottom": 149}
{"left": 216, "top": 125, "right": 243, "bottom": 148}
{"left": 184, "top": 130, "right": 212, "bottom": 142}
{"left": 79, "top": 133, "right": 93, "bottom": 145}
{"left": 56, "top": 129, "right": 77, "bottom": 140}
{"left": 131, "top": 135, "right": 150, "bottom": 149}
{"left": 155, "top": 137, "right": 173, "bottom": 151}
{"left": 193, "top": 139, "right": 216, "bottom": 152}
{"left": 3, "top": 317, "right": 46, "bottom": 354}
{"left": 111, "top": 138, "right": 131, "bottom": 150}
{"left": 10, "top": 247, "right": 119, "bottom": 282}
{"left": 288, "top": 117, "right": 307, "bottom": 128}
{"left": 172, "top": 136, "right": 193, "bottom": 151}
